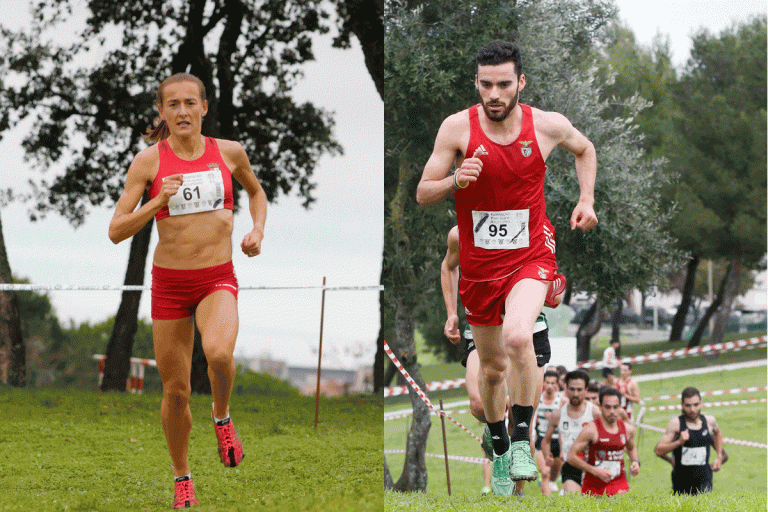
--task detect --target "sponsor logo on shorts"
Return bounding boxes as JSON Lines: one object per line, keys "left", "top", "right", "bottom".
{"left": 464, "top": 306, "right": 473, "bottom": 316}
{"left": 538, "top": 266, "right": 548, "bottom": 279}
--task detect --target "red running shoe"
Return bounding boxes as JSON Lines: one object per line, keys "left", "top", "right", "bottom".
{"left": 213, "top": 415, "right": 244, "bottom": 467}
{"left": 173, "top": 477, "right": 198, "bottom": 509}
{"left": 545, "top": 274, "right": 566, "bottom": 308}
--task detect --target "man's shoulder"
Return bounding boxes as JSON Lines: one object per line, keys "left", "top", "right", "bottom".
{"left": 441, "top": 108, "right": 472, "bottom": 131}
{"left": 530, "top": 107, "right": 572, "bottom": 135}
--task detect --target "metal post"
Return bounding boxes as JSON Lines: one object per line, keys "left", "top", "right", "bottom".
{"left": 439, "top": 399, "right": 451, "bottom": 495}
{"left": 314, "top": 277, "right": 327, "bottom": 429}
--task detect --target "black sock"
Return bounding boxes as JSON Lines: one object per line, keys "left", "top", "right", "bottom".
{"left": 487, "top": 420, "right": 510, "bottom": 456}
{"left": 510, "top": 405, "right": 534, "bottom": 443}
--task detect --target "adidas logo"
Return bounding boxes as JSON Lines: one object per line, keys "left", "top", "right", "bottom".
{"left": 491, "top": 435, "right": 501, "bottom": 440}
{"left": 517, "top": 422, "right": 528, "bottom": 428}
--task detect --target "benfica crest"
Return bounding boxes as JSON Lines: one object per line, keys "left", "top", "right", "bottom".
{"left": 520, "top": 140, "right": 533, "bottom": 157}
{"left": 537, "top": 266, "right": 548, "bottom": 279}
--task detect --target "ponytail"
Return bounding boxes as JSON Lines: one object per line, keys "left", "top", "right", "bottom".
{"left": 144, "top": 117, "right": 170, "bottom": 144}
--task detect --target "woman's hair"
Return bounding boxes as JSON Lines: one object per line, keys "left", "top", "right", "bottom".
{"left": 144, "top": 73, "right": 207, "bottom": 144}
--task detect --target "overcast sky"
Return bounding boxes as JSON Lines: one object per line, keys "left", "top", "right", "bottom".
{"left": 613, "top": 0, "right": 767, "bottom": 68}
{"left": 0, "top": 4, "right": 383, "bottom": 370}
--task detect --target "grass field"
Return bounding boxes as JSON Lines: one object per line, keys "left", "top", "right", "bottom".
{"left": 0, "top": 389, "right": 383, "bottom": 511}
{"left": 385, "top": 346, "right": 767, "bottom": 511}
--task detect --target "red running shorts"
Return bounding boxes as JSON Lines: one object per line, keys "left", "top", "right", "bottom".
{"left": 151, "top": 261, "right": 239, "bottom": 320}
{"left": 459, "top": 258, "right": 561, "bottom": 326}
{"left": 581, "top": 474, "right": 630, "bottom": 496}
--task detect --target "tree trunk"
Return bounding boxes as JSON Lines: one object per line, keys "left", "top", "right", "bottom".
{"left": 708, "top": 258, "right": 741, "bottom": 346}
{"left": 688, "top": 262, "right": 731, "bottom": 348}
{"left": 337, "top": 0, "right": 383, "bottom": 98}
{"left": 670, "top": 256, "right": 699, "bottom": 341}
{"left": 384, "top": 459, "right": 394, "bottom": 489}
{"left": 0, "top": 212, "right": 25, "bottom": 387}
{"left": 611, "top": 298, "right": 622, "bottom": 346}
{"left": 576, "top": 297, "right": 603, "bottom": 362}
{"left": 388, "top": 155, "right": 429, "bottom": 492}
{"left": 391, "top": 305, "right": 430, "bottom": 493}
{"left": 101, "top": 191, "right": 153, "bottom": 392}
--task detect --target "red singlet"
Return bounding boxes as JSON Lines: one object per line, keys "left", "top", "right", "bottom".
{"left": 455, "top": 103, "right": 557, "bottom": 282}
{"left": 581, "top": 417, "right": 630, "bottom": 496}
{"left": 149, "top": 137, "right": 234, "bottom": 221}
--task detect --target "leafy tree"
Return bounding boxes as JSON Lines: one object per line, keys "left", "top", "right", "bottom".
{"left": 0, "top": 0, "right": 344, "bottom": 391}
{"left": 670, "top": 17, "right": 767, "bottom": 347}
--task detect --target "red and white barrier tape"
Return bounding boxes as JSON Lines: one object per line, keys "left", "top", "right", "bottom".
{"left": 93, "top": 354, "right": 156, "bottom": 394}
{"left": 384, "top": 341, "right": 482, "bottom": 443}
{"left": 384, "top": 449, "right": 487, "bottom": 465}
{"left": 384, "top": 408, "right": 473, "bottom": 421}
{"left": 385, "top": 378, "right": 466, "bottom": 398}
{"left": 645, "top": 397, "right": 767, "bottom": 412}
{"left": 578, "top": 337, "right": 766, "bottom": 370}
{"left": 637, "top": 422, "right": 767, "bottom": 449}
{"left": 644, "top": 386, "right": 767, "bottom": 402}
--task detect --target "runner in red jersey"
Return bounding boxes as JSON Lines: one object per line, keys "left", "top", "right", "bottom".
{"left": 109, "top": 73, "right": 267, "bottom": 508}
{"left": 567, "top": 387, "right": 641, "bottom": 496}
{"left": 417, "top": 40, "right": 598, "bottom": 496}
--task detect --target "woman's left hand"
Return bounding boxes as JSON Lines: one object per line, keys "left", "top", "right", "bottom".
{"left": 241, "top": 228, "right": 264, "bottom": 257}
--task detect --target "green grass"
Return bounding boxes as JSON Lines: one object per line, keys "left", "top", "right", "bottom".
{"left": 385, "top": 356, "right": 767, "bottom": 511}
{"left": 0, "top": 389, "right": 382, "bottom": 511}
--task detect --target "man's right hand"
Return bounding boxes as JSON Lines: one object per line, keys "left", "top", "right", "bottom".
{"left": 444, "top": 314, "right": 461, "bottom": 344}
{"left": 678, "top": 430, "right": 690, "bottom": 445}
{"left": 592, "top": 466, "right": 613, "bottom": 483}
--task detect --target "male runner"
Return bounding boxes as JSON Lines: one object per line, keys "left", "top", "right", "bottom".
{"left": 442, "top": 225, "right": 558, "bottom": 496}
{"left": 615, "top": 363, "right": 641, "bottom": 421}
{"left": 586, "top": 380, "right": 600, "bottom": 406}
{"left": 532, "top": 370, "right": 565, "bottom": 496}
{"left": 542, "top": 370, "right": 600, "bottom": 494}
{"left": 654, "top": 386, "right": 725, "bottom": 494}
{"left": 601, "top": 340, "right": 620, "bottom": 386}
{"left": 418, "top": 39, "right": 597, "bottom": 496}
{"left": 567, "top": 387, "right": 641, "bottom": 496}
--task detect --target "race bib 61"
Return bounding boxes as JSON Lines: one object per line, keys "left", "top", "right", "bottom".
{"left": 166, "top": 169, "right": 225, "bottom": 216}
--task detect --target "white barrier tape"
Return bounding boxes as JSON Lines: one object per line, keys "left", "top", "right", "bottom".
{"left": 384, "top": 408, "right": 473, "bottom": 422}
{"left": 0, "top": 284, "right": 383, "bottom": 292}
{"left": 384, "top": 449, "right": 487, "bottom": 465}
{"left": 577, "top": 337, "right": 766, "bottom": 370}
{"left": 385, "top": 378, "right": 466, "bottom": 397}
{"left": 384, "top": 341, "right": 482, "bottom": 443}
{"left": 637, "top": 422, "right": 768, "bottom": 449}
{"left": 644, "top": 386, "right": 767, "bottom": 402}
{"left": 645, "top": 397, "right": 767, "bottom": 412}
{"left": 92, "top": 354, "right": 157, "bottom": 368}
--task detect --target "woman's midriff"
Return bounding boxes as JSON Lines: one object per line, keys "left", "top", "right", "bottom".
{"left": 153, "top": 209, "right": 234, "bottom": 269}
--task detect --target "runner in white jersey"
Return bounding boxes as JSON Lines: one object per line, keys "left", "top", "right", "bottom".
{"left": 533, "top": 370, "right": 565, "bottom": 496}
{"left": 542, "top": 370, "right": 600, "bottom": 494}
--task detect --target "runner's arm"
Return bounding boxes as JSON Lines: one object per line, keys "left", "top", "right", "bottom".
{"left": 441, "top": 227, "right": 461, "bottom": 344}
{"left": 226, "top": 140, "right": 267, "bottom": 256}
{"left": 566, "top": 423, "right": 609, "bottom": 481}
{"left": 625, "top": 424, "right": 640, "bottom": 476}
{"left": 708, "top": 415, "right": 724, "bottom": 471}
{"left": 654, "top": 417, "right": 684, "bottom": 456}
{"left": 625, "top": 380, "right": 641, "bottom": 404}
{"left": 108, "top": 148, "right": 172, "bottom": 244}
{"left": 541, "top": 409, "right": 558, "bottom": 463}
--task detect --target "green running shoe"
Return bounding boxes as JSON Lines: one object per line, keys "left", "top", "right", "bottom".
{"left": 509, "top": 440, "right": 538, "bottom": 481}
{"left": 491, "top": 448, "right": 513, "bottom": 496}
{"left": 481, "top": 425, "right": 494, "bottom": 461}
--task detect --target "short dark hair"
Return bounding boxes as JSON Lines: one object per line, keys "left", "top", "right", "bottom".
{"left": 564, "top": 370, "right": 590, "bottom": 388}
{"left": 544, "top": 370, "right": 559, "bottom": 381}
{"left": 681, "top": 386, "right": 701, "bottom": 402}
{"left": 621, "top": 362, "right": 632, "bottom": 370}
{"left": 587, "top": 380, "right": 599, "bottom": 393}
{"left": 476, "top": 40, "right": 523, "bottom": 76}
{"left": 555, "top": 365, "right": 567, "bottom": 377}
{"left": 599, "top": 386, "right": 622, "bottom": 404}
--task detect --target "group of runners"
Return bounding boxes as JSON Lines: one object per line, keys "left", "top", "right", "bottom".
{"left": 422, "top": 40, "right": 727, "bottom": 499}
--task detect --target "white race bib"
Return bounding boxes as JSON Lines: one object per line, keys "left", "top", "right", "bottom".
{"left": 166, "top": 169, "right": 225, "bottom": 216}
{"left": 681, "top": 446, "right": 707, "bottom": 466}
{"left": 595, "top": 460, "right": 622, "bottom": 480}
{"left": 472, "top": 209, "right": 529, "bottom": 250}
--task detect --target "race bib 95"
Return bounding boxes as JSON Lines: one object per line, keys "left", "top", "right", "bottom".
{"left": 472, "top": 209, "right": 530, "bottom": 250}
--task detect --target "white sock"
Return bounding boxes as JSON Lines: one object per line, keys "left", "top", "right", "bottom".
{"left": 212, "top": 402, "right": 230, "bottom": 424}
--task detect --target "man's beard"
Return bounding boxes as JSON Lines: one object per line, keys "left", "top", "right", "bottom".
{"left": 481, "top": 90, "right": 518, "bottom": 122}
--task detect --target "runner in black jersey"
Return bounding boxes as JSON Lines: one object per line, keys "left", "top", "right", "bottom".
{"left": 654, "top": 386, "right": 725, "bottom": 494}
